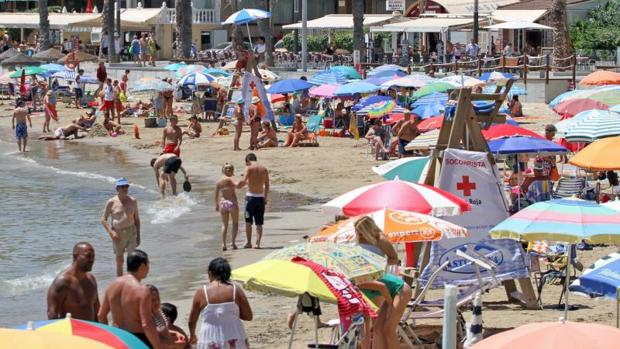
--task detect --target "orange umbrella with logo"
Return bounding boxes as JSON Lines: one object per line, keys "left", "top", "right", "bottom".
{"left": 310, "top": 208, "right": 468, "bottom": 244}
{"left": 581, "top": 70, "right": 620, "bottom": 86}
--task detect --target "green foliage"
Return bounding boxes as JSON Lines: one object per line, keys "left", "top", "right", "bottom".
{"left": 569, "top": 0, "right": 620, "bottom": 50}
{"left": 333, "top": 32, "right": 353, "bottom": 52}
{"left": 282, "top": 31, "right": 354, "bottom": 52}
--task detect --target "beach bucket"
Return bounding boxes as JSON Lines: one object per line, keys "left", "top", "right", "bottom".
{"left": 157, "top": 117, "right": 167, "bottom": 128}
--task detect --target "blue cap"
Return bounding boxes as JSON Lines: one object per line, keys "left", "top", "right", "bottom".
{"left": 115, "top": 177, "right": 130, "bottom": 187}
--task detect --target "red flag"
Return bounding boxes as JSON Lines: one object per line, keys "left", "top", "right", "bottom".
{"left": 85, "top": 0, "right": 93, "bottom": 13}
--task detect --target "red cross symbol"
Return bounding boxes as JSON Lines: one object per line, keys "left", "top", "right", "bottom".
{"left": 456, "top": 176, "right": 476, "bottom": 196}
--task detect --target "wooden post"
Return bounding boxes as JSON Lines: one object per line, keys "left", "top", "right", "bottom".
{"left": 501, "top": 54, "right": 506, "bottom": 73}
{"left": 429, "top": 62, "right": 435, "bottom": 78}
{"left": 453, "top": 59, "right": 458, "bottom": 74}
{"left": 572, "top": 54, "right": 577, "bottom": 88}
{"left": 477, "top": 55, "right": 482, "bottom": 76}
{"left": 523, "top": 55, "right": 528, "bottom": 86}
{"left": 545, "top": 54, "right": 550, "bottom": 84}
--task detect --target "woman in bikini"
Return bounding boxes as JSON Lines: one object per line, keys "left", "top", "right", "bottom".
{"left": 283, "top": 114, "right": 307, "bottom": 147}
{"left": 215, "top": 163, "right": 239, "bottom": 251}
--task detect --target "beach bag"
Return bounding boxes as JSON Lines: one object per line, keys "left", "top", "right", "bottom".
{"left": 128, "top": 45, "right": 134, "bottom": 55}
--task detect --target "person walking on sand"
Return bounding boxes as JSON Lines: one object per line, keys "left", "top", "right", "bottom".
{"left": 47, "top": 242, "right": 99, "bottom": 321}
{"left": 98, "top": 250, "right": 162, "bottom": 349}
{"left": 74, "top": 69, "right": 85, "bottom": 109}
{"left": 215, "top": 163, "right": 239, "bottom": 251}
{"left": 233, "top": 98, "right": 244, "bottom": 151}
{"left": 101, "top": 178, "right": 141, "bottom": 277}
{"left": 150, "top": 153, "right": 189, "bottom": 198}
{"left": 237, "top": 153, "right": 269, "bottom": 249}
{"left": 162, "top": 115, "right": 182, "bottom": 156}
{"left": 43, "top": 89, "right": 58, "bottom": 133}
{"left": 12, "top": 99, "right": 31, "bottom": 152}
{"left": 95, "top": 61, "right": 107, "bottom": 98}
{"left": 188, "top": 258, "right": 252, "bottom": 349}
{"left": 103, "top": 78, "right": 116, "bottom": 123}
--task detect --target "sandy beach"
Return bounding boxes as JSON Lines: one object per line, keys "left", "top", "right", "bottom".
{"left": 1, "top": 94, "right": 618, "bottom": 348}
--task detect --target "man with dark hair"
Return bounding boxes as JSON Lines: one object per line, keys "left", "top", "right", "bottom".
{"left": 237, "top": 153, "right": 270, "bottom": 249}
{"left": 150, "top": 153, "right": 189, "bottom": 198}
{"left": 99, "top": 250, "right": 161, "bottom": 349}
{"left": 47, "top": 242, "right": 99, "bottom": 321}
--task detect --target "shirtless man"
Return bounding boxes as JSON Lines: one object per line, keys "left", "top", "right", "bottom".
{"left": 396, "top": 111, "right": 420, "bottom": 157}
{"left": 233, "top": 98, "right": 244, "bottom": 151}
{"left": 12, "top": 99, "right": 31, "bottom": 152}
{"left": 182, "top": 116, "right": 202, "bottom": 139}
{"left": 98, "top": 250, "right": 162, "bottom": 349}
{"left": 47, "top": 242, "right": 99, "bottom": 321}
{"left": 150, "top": 153, "right": 188, "bottom": 198}
{"left": 237, "top": 153, "right": 269, "bottom": 249}
{"left": 101, "top": 178, "right": 141, "bottom": 277}
{"left": 215, "top": 163, "right": 239, "bottom": 251}
{"left": 162, "top": 115, "right": 182, "bottom": 156}
{"left": 38, "top": 123, "right": 88, "bottom": 140}
{"left": 248, "top": 97, "right": 261, "bottom": 150}
{"left": 256, "top": 121, "right": 277, "bottom": 148}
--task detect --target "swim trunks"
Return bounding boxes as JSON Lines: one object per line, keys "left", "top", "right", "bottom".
{"left": 220, "top": 199, "right": 236, "bottom": 212}
{"left": 163, "top": 143, "right": 180, "bottom": 156}
{"left": 398, "top": 138, "right": 412, "bottom": 155}
{"left": 103, "top": 100, "right": 114, "bottom": 111}
{"left": 112, "top": 225, "right": 138, "bottom": 256}
{"left": 163, "top": 156, "right": 182, "bottom": 174}
{"left": 15, "top": 122, "right": 27, "bottom": 139}
{"left": 130, "top": 332, "right": 153, "bottom": 349}
{"left": 54, "top": 127, "right": 65, "bottom": 139}
{"left": 74, "top": 88, "right": 83, "bottom": 99}
{"left": 245, "top": 195, "right": 265, "bottom": 226}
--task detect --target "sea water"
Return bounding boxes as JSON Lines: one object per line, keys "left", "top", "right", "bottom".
{"left": 0, "top": 128, "right": 221, "bottom": 327}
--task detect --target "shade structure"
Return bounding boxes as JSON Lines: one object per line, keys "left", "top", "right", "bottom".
{"left": 327, "top": 65, "right": 361, "bottom": 79}
{"left": 352, "top": 95, "right": 394, "bottom": 111}
{"left": 479, "top": 71, "right": 517, "bottom": 82}
{"left": 32, "top": 48, "right": 64, "bottom": 62}
{"left": 40, "top": 63, "right": 66, "bottom": 74}
{"left": 310, "top": 208, "right": 468, "bottom": 244}
{"left": 411, "top": 92, "right": 448, "bottom": 107}
{"left": 267, "top": 78, "right": 312, "bottom": 94}
{"left": 381, "top": 74, "right": 435, "bottom": 89}
{"left": 550, "top": 85, "right": 620, "bottom": 107}
{"left": 412, "top": 82, "right": 457, "bottom": 99}
{"left": 9, "top": 66, "right": 47, "bottom": 78}
{"left": 490, "top": 198, "right": 620, "bottom": 244}
{"left": 405, "top": 129, "right": 440, "bottom": 150}
{"left": 411, "top": 103, "right": 443, "bottom": 119}
{"left": 308, "top": 70, "right": 348, "bottom": 85}
{"left": 563, "top": 110, "right": 620, "bottom": 142}
{"left": 222, "top": 8, "right": 270, "bottom": 25}
{"left": 372, "top": 156, "right": 431, "bottom": 182}
{"left": 262, "top": 242, "right": 386, "bottom": 284}
{"left": 176, "top": 64, "right": 208, "bottom": 77}
{"left": 440, "top": 75, "right": 485, "bottom": 87}
{"left": 487, "top": 136, "right": 568, "bottom": 155}
{"left": 580, "top": 70, "right": 620, "bottom": 86}
{"left": 611, "top": 104, "right": 620, "bottom": 113}
{"left": 603, "top": 199, "right": 620, "bottom": 212}
{"left": 553, "top": 98, "right": 609, "bottom": 119}
{"left": 485, "top": 20, "right": 553, "bottom": 30}
{"left": 131, "top": 79, "right": 174, "bottom": 93}
{"left": 470, "top": 321, "right": 620, "bottom": 349}
{"left": 367, "top": 64, "right": 406, "bottom": 76}
{"left": 569, "top": 137, "right": 620, "bottom": 170}
{"left": 0, "top": 328, "right": 115, "bottom": 349}
{"left": 178, "top": 72, "right": 215, "bottom": 87}
{"left": 308, "top": 84, "right": 339, "bottom": 98}
{"left": 322, "top": 178, "right": 471, "bottom": 217}
{"left": 164, "top": 62, "right": 186, "bottom": 71}
{"left": 202, "top": 68, "right": 231, "bottom": 77}
{"left": 57, "top": 51, "right": 98, "bottom": 63}
{"left": 418, "top": 116, "right": 444, "bottom": 132}
{"left": 482, "top": 124, "right": 544, "bottom": 140}
{"left": 363, "top": 75, "right": 402, "bottom": 86}
{"left": 15, "top": 318, "right": 149, "bottom": 349}
{"left": 357, "top": 100, "right": 396, "bottom": 118}
{"left": 334, "top": 81, "right": 380, "bottom": 96}
{"left": 483, "top": 84, "right": 527, "bottom": 97}
{"left": 367, "top": 69, "right": 406, "bottom": 79}
{"left": 2, "top": 52, "right": 41, "bottom": 66}
{"left": 554, "top": 109, "right": 606, "bottom": 136}
{"left": 569, "top": 251, "right": 620, "bottom": 299}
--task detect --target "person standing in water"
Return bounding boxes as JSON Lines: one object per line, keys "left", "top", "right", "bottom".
{"left": 12, "top": 99, "right": 31, "bottom": 152}
{"left": 215, "top": 163, "right": 239, "bottom": 251}
{"left": 101, "top": 178, "right": 141, "bottom": 277}
{"left": 237, "top": 153, "right": 269, "bottom": 249}
{"left": 150, "top": 153, "right": 189, "bottom": 198}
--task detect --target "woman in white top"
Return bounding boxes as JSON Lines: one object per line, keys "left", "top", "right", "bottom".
{"left": 188, "top": 258, "right": 253, "bottom": 349}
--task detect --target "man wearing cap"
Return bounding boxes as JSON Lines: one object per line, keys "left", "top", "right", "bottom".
{"left": 521, "top": 160, "right": 552, "bottom": 204}
{"left": 162, "top": 115, "right": 182, "bottom": 156}
{"left": 101, "top": 178, "right": 141, "bottom": 277}
{"left": 233, "top": 98, "right": 245, "bottom": 151}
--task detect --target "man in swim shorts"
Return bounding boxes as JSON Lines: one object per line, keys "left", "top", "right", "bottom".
{"left": 38, "top": 123, "right": 88, "bottom": 140}
{"left": 150, "top": 153, "right": 189, "bottom": 198}
{"left": 237, "top": 153, "right": 270, "bottom": 249}
{"left": 101, "top": 178, "right": 141, "bottom": 276}
{"left": 12, "top": 99, "right": 31, "bottom": 152}
{"left": 162, "top": 115, "right": 182, "bottom": 156}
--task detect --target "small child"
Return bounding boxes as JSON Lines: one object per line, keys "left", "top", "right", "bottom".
{"left": 214, "top": 163, "right": 239, "bottom": 251}
{"left": 12, "top": 99, "right": 32, "bottom": 152}
{"left": 161, "top": 302, "right": 189, "bottom": 345}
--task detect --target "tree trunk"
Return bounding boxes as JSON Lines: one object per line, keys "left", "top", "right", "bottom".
{"left": 106, "top": 0, "right": 116, "bottom": 62}
{"left": 38, "top": 0, "right": 50, "bottom": 51}
{"left": 550, "top": 0, "right": 571, "bottom": 68}
{"left": 352, "top": 0, "right": 365, "bottom": 63}
{"left": 256, "top": 0, "right": 273, "bottom": 66}
{"left": 176, "top": 0, "right": 192, "bottom": 58}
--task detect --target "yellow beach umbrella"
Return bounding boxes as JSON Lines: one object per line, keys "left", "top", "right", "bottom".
{"left": 569, "top": 137, "right": 620, "bottom": 170}
{"left": 0, "top": 328, "right": 114, "bottom": 349}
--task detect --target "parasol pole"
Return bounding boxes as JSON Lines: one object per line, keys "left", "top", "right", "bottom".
{"left": 314, "top": 315, "right": 319, "bottom": 348}
{"left": 617, "top": 286, "right": 620, "bottom": 328}
{"left": 288, "top": 307, "right": 299, "bottom": 349}
{"left": 246, "top": 22, "right": 253, "bottom": 50}
{"left": 563, "top": 243, "right": 572, "bottom": 320}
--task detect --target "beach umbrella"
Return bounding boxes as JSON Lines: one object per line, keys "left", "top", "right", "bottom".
{"left": 356, "top": 99, "right": 396, "bottom": 118}
{"left": 603, "top": 199, "right": 620, "bottom": 212}
{"left": 15, "top": 317, "right": 149, "bottom": 349}
{"left": 487, "top": 136, "right": 568, "bottom": 155}
{"left": 79, "top": 75, "right": 99, "bottom": 84}
{"left": 201, "top": 68, "right": 230, "bottom": 77}
{"left": 367, "top": 64, "right": 406, "bottom": 76}
{"left": 40, "top": 63, "right": 66, "bottom": 74}
{"left": 483, "top": 84, "right": 527, "bottom": 97}
{"left": 553, "top": 98, "right": 609, "bottom": 119}
{"left": 611, "top": 104, "right": 620, "bottom": 113}
{"left": 482, "top": 124, "right": 544, "bottom": 140}
{"left": 323, "top": 178, "right": 471, "bottom": 217}
{"left": 176, "top": 64, "right": 207, "bottom": 77}
{"left": 549, "top": 85, "right": 620, "bottom": 107}
{"left": 32, "top": 48, "right": 64, "bottom": 62}
{"left": 563, "top": 110, "right": 620, "bottom": 142}
{"left": 9, "top": 66, "right": 47, "bottom": 78}
{"left": 363, "top": 75, "right": 401, "bottom": 86}
{"left": 334, "top": 81, "right": 379, "bottom": 96}
{"left": 381, "top": 75, "right": 434, "bottom": 89}
{"left": 359, "top": 105, "right": 408, "bottom": 118}
{"left": 308, "top": 84, "right": 339, "bottom": 98}
{"left": 418, "top": 116, "right": 444, "bottom": 132}
{"left": 352, "top": 95, "right": 394, "bottom": 111}
{"left": 405, "top": 129, "right": 440, "bottom": 151}
{"left": 131, "top": 79, "right": 174, "bottom": 93}
{"left": 222, "top": 8, "right": 271, "bottom": 48}
{"left": 470, "top": 320, "right": 620, "bottom": 349}
{"left": 308, "top": 70, "right": 348, "bottom": 85}
{"left": 440, "top": 75, "right": 485, "bottom": 88}
{"left": 52, "top": 70, "right": 77, "bottom": 81}
{"left": 371, "top": 156, "right": 431, "bottom": 182}
{"left": 580, "top": 70, "right": 620, "bottom": 86}
{"left": 310, "top": 208, "right": 468, "bottom": 244}
{"left": 327, "top": 65, "right": 362, "bottom": 79}
{"left": 569, "top": 137, "right": 620, "bottom": 170}
{"left": 479, "top": 71, "right": 517, "bottom": 82}
{"left": 164, "top": 62, "right": 186, "bottom": 71}
{"left": 0, "top": 328, "right": 114, "bottom": 349}
{"left": 2, "top": 53, "right": 41, "bottom": 67}
{"left": 367, "top": 69, "right": 407, "bottom": 79}
{"left": 411, "top": 92, "right": 449, "bottom": 107}
{"left": 262, "top": 242, "right": 386, "bottom": 283}
{"left": 257, "top": 68, "right": 280, "bottom": 81}
{"left": 412, "top": 82, "right": 457, "bottom": 99}
{"left": 178, "top": 72, "right": 216, "bottom": 87}
{"left": 411, "top": 103, "right": 444, "bottom": 119}
{"left": 267, "top": 78, "right": 312, "bottom": 94}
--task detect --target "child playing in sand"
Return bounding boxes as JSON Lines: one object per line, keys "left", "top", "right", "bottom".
{"left": 214, "top": 163, "right": 239, "bottom": 251}
{"left": 182, "top": 116, "right": 202, "bottom": 139}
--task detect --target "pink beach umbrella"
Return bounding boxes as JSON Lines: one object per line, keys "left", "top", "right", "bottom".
{"left": 309, "top": 84, "right": 340, "bottom": 98}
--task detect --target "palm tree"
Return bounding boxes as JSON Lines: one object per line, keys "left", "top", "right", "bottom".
{"left": 100, "top": 0, "right": 115, "bottom": 61}
{"left": 352, "top": 0, "right": 365, "bottom": 63}
{"left": 38, "top": 0, "right": 50, "bottom": 51}
{"left": 176, "top": 0, "right": 192, "bottom": 58}
{"left": 550, "top": 0, "right": 571, "bottom": 68}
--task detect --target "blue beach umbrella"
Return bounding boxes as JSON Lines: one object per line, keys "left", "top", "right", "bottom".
{"left": 266, "top": 78, "right": 312, "bottom": 94}
{"left": 412, "top": 92, "right": 448, "bottom": 107}
{"left": 178, "top": 72, "right": 216, "bottom": 86}
{"left": 610, "top": 104, "right": 620, "bottom": 113}
{"left": 308, "top": 71, "right": 348, "bottom": 85}
{"left": 363, "top": 75, "right": 401, "bottom": 86}
{"left": 164, "top": 62, "right": 186, "bottom": 71}
{"left": 328, "top": 65, "right": 362, "bottom": 80}
{"left": 570, "top": 251, "right": 620, "bottom": 299}
{"left": 334, "top": 81, "right": 379, "bottom": 96}
{"left": 202, "top": 68, "right": 230, "bottom": 77}
{"left": 487, "top": 135, "right": 568, "bottom": 155}
{"left": 484, "top": 84, "right": 527, "bottom": 97}
{"left": 368, "top": 64, "right": 406, "bottom": 75}
{"left": 40, "top": 63, "right": 66, "bottom": 73}
{"left": 372, "top": 156, "right": 431, "bottom": 183}
{"left": 412, "top": 103, "right": 444, "bottom": 119}
{"left": 367, "top": 69, "right": 407, "bottom": 78}
{"left": 222, "top": 8, "right": 271, "bottom": 49}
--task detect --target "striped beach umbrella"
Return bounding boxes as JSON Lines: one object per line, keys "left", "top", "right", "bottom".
{"left": 352, "top": 95, "right": 393, "bottom": 111}
{"left": 363, "top": 75, "right": 402, "bottom": 86}
{"left": 555, "top": 109, "right": 619, "bottom": 137}
{"left": 308, "top": 70, "right": 348, "bottom": 85}
{"left": 405, "top": 129, "right": 440, "bottom": 151}
{"left": 570, "top": 251, "right": 620, "bottom": 299}
{"left": 327, "top": 65, "right": 362, "bottom": 79}
{"left": 440, "top": 75, "right": 485, "bottom": 88}
{"left": 372, "top": 156, "right": 431, "bottom": 183}
{"left": 222, "top": 8, "right": 270, "bottom": 25}
{"left": 308, "top": 84, "right": 339, "bottom": 98}
{"left": 381, "top": 74, "right": 435, "bottom": 89}
{"left": 0, "top": 329, "right": 114, "bottom": 349}
{"left": 367, "top": 69, "right": 407, "bottom": 79}
{"left": 356, "top": 99, "right": 396, "bottom": 118}
{"left": 563, "top": 111, "right": 620, "bottom": 142}
{"left": 322, "top": 178, "right": 471, "bottom": 217}
{"left": 178, "top": 72, "right": 216, "bottom": 87}
{"left": 550, "top": 86, "right": 620, "bottom": 107}
{"left": 611, "top": 104, "right": 620, "bottom": 113}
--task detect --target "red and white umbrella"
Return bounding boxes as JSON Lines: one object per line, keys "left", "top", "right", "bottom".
{"left": 322, "top": 178, "right": 471, "bottom": 217}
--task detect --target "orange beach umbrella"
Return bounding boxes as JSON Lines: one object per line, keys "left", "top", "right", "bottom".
{"left": 580, "top": 70, "right": 620, "bottom": 86}
{"left": 569, "top": 136, "right": 620, "bottom": 170}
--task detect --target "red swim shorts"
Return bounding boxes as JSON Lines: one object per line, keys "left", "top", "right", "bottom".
{"left": 163, "top": 143, "right": 180, "bottom": 156}
{"left": 103, "top": 100, "right": 114, "bottom": 111}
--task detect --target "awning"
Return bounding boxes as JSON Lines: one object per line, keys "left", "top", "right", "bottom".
{"left": 0, "top": 13, "right": 100, "bottom": 30}
{"left": 431, "top": 0, "right": 520, "bottom": 14}
{"left": 486, "top": 21, "right": 553, "bottom": 30}
{"left": 491, "top": 10, "right": 547, "bottom": 23}
{"left": 282, "top": 14, "right": 396, "bottom": 30}
{"left": 71, "top": 8, "right": 163, "bottom": 29}
{"left": 371, "top": 17, "right": 473, "bottom": 33}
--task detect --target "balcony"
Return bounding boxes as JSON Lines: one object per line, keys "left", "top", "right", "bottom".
{"left": 159, "top": 2, "right": 220, "bottom": 24}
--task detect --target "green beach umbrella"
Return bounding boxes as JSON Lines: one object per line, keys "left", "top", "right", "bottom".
{"left": 328, "top": 65, "right": 362, "bottom": 80}
{"left": 9, "top": 66, "right": 47, "bottom": 78}
{"left": 413, "top": 82, "right": 457, "bottom": 99}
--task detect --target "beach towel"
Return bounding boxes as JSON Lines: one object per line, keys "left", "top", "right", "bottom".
{"left": 291, "top": 257, "right": 376, "bottom": 332}
{"left": 45, "top": 103, "right": 58, "bottom": 122}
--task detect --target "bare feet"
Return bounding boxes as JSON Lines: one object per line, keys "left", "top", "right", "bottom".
{"left": 232, "top": 244, "right": 238, "bottom": 250}
{"left": 243, "top": 242, "right": 252, "bottom": 249}
{"left": 222, "top": 245, "right": 227, "bottom": 251}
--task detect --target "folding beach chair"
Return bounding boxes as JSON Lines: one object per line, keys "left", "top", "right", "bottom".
{"left": 300, "top": 114, "right": 323, "bottom": 147}
{"left": 533, "top": 244, "right": 582, "bottom": 308}
{"left": 553, "top": 177, "right": 587, "bottom": 198}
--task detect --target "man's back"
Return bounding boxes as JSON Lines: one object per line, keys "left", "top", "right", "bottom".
{"left": 247, "top": 162, "right": 268, "bottom": 195}
{"left": 107, "top": 275, "right": 144, "bottom": 332}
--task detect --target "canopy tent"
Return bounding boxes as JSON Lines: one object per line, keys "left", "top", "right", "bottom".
{"left": 70, "top": 8, "right": 164, "bottom": 30}
{"left": 371, "top": 17, "right": 473, "bottom": 33}
{"left": 428, "top": 0, "right": 520, "bottom": 14}
{"left": 0, "top": 12, "right": 99, "bottom": 31}
{"left": 491, "top": 10, "right": 548, "bottom": 23}
{"left": 485, "top": 21, "right": 553, "bottom": 30}
{"left": 283, "top": 14, "right": 397, "bottom": 30}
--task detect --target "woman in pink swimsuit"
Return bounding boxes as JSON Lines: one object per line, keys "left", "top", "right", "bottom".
{"left": 214, "top": 163, "right": 239, "bottom": 251}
